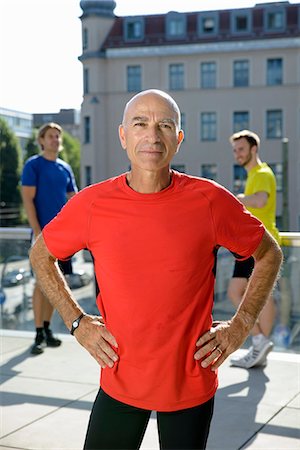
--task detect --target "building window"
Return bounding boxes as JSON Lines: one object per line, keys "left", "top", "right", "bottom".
{"left": 264, "top": 8, "right": 285, "bottom": 32}
{"left": 231, "top": 10, "right": 252, "bottom": 34}
{"left": 124, "top": 18, "right": 144, "bottom": 41}
{"left": 85, "top": 166, "right": 92, "bottom": 186}
{"left": 267, "top": 58, "right": 283, "bottom": 86}
{"left": 201, "top": 112, "right": 217, "bottom": 141}
{"left": 83, "top": 68, "right": 89, "bottom": 94}
{"left": 266, "top": 110, "right": 283, "bottom": 139}
{"left": 233, "top": 60, "right": 249, "bottom": 87}
{"left": 201, "top": 164, "right": 217, "bottom": 181}
{"left": 84, "top": 116, "right": 91, "bottom": 144}
{"left": 201, "top": 62, "right": 216, "bottom": 89}
{"left": 198, "top": 12, "right": 219, "bottom": 36}
{"left": 171, "top": 164, "right": 186, "bottom": 173}
{"left": 169, "top": 64, "right": 184, "bottom": 91}
{"left": 127, "top": 65, "right": 142, "bottom": 92}
{"left": 233, "top": 165, "right": 247, "bottom": 194}
{"left": 269, "top": 163, "right": 283, "bottom": 192}
{"left": 166, "top": 12, "right": 186, "bottom": 39}
{"left": 83, "top": 28, "right": 88, "bottom": 50}
{"left": 233, "top": 111, "right": 249, "bottom": 132}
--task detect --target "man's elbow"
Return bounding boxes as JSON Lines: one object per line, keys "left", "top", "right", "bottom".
{"left": 29, "top": 235, "right": 54, "bottom": 272}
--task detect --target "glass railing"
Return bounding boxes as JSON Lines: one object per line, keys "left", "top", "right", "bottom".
{"left": 1, "top": 228, "right": 299, "bottom": 353}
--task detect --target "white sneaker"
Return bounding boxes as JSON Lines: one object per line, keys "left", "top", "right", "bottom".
{"left": 230, "top": 339, "right": 274, "bottom": 369}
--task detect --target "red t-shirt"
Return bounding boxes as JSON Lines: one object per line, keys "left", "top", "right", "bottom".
{"left": 43, "top": 171, "right": 264, "bottom": 411}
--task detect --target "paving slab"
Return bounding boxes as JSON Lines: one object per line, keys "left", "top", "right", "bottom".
{"left": 0, "top": 332, "right": 299, "bottom": 450}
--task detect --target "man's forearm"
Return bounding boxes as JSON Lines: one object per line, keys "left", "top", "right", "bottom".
{"left": 30, "top": 235, "right": 84, "bottom": 330}
{"left": 22, "top": 199, "right": 41, "bottom": 236}
{"left": 232, "top": 233, "right": 282, "bottom": 333}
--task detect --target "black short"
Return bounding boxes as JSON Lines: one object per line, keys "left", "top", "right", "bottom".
{"left": 84, "top": 388, "right": 214, "bottom": 449}
{"left": 58, "top": 259, "right": 73, "bottom": 275}
{"left": 232, "top": 256, "right": 254, "bottom": 279}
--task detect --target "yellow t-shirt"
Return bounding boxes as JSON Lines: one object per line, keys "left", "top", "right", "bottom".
{"left": 245, "top": 162, "right": 281, "bottom": 244}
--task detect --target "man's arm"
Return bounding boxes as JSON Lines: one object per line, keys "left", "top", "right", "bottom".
{"left": 237, "top": 191, "right": 268, "bottom": 208}
{"left": 30, "top": 235, "right": 119, "bottom": 368}
{"left": 21, "top": 186, "right": 42, "bottom": 238}
{"left": 194, "top": 230, "right": 282, "bottom": 370}
{"left": 67, "top": 191, "right": 77, "bottom": 200}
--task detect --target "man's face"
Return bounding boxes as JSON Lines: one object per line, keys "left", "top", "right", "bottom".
{"left": 232, "top": 137, "right": 255, "bottom": 168}
{"left": 119, "top": 93, "right": 184, "bottom": 172}
{"left": 40, "top": 128, "right": 62, "bottom": 153}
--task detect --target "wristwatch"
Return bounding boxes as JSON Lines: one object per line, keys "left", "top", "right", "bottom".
{"left": 70, "top": 313, "right": 84, "bottom": 335}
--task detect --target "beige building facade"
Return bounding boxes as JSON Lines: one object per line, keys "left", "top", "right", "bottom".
{"left": 79, "top": 0, "right": 300, "bottom": 230}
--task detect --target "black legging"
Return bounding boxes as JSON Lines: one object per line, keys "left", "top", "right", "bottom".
{"left": 84, "top": 389, "right": 214, "bottom": 450}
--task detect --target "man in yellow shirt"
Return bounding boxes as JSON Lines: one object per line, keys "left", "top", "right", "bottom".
{"left": 227, "top": 129, "right": 280, "bottom": 368}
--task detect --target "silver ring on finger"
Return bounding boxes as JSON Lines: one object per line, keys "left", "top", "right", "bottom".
{"left": 216, "top": 346, "right": 223, "bottom": 355}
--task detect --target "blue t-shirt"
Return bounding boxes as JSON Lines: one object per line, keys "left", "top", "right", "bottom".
{"left": 21, "top": 155, "right": 78, "bottom": 228}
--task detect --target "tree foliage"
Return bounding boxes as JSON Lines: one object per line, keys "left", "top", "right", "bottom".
{"left": 24, "top": 131, "right": 39, "bottom": 160}
{"left": 0, "top": 118, "right": 22, "bottom": 225}
{"left": 60, "top": 133, "right": 81, "bottom": 187}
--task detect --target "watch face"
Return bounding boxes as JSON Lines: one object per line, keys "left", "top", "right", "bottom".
{"left": 73, "top": 321, "right": 78, "bottom": 328}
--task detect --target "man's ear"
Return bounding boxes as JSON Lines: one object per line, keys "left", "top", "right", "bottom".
{"left": 251, "top": 144, "right": 258, "bottom": 154}
{"left": 118, "top": 124, "right": 127, "bottom": 150}
{"left": 175, "top": 129, "right": 184, "bottom": 153}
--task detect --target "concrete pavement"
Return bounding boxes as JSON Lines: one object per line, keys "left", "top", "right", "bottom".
{"left": 1, "top": 330, "right": 299, "bottom": 450}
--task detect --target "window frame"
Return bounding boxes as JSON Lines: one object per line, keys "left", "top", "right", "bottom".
{"left": 231, "top": 9, "right": 252, "bottom": 35}
{"left": 126, "top": 65, "right": 142, "bottom": 93}
{"left": 266, "top": 58, "right": 283, "bottom": 86}
{"left": 200, "top": 112, "right": 217, "bottom": 142}
{"left": 169, "top": 63, "right": 185, "bottom": 91}
{"left": 266, "top": 109, "right": 283, "bottom": 139}
{"left": 233, "top": 111, "right": 250, "bottom": 132}
{"left": 166, "top": 12, "right": 187, "bottom": 40}
{"left": 233, "top": 59, "right": 249, "bottom": 87}
{"left": 197, "top": 12, "right": 219, "bottom": 37}
{"left": 200, "top": 61, "right": 217, "bottom": 89}
{"left": 264, "top": 6, "right": 286, "bottom": 33}
{"left": 124, "top": 17, "right": 145, "bottom": 42}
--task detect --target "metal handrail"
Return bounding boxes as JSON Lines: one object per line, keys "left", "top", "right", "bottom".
{"left": 1, "top": 227, "right": 299, "bottom": 245}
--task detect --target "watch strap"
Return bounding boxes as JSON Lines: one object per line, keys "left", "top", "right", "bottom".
{"left": 70, "top": 313, "right": 84, "bottom": 335}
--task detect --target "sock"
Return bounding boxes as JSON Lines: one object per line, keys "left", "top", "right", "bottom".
{"left": 35, "top": 327, "right": 44, "bottom": 343}
{"left": 43, "top": 321, "right": 51, "bottom": 335}
{"left": 252, "top": 333, "right": 267, "bottom": 347}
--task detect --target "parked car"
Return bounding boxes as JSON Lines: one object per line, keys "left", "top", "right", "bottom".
{"left": 2, "top": 268, "right": 32, "bottom": 288}
{"left": 65, "top": 271, "right": 92, "bottom": 290}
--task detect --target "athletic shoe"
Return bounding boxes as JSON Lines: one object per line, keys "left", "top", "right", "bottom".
{"left": 230, "top": 339, "right": 274, "bottom": 369}
{"left": 45, "top": 329, "right": 62, "bottom": 347}
{"left": 30, "top": 334, "right": 46, "bottom": 355}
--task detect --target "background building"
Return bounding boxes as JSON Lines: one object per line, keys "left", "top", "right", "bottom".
{"left": 0, "top": 107, "right": 33, "bottom": 156}
{"left": 79, "top": 0, "right": 300, "bottom": 230}
{"left": 33, "top": 109, "right": 81, "bottom": 140}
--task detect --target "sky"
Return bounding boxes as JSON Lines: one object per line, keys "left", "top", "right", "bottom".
{"left": 0, "top": 0, "right": 297, "bottom": 114}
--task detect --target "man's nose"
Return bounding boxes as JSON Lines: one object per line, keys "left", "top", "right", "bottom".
{"left": 146, "top": 125, "right": 161, "bottom": 142}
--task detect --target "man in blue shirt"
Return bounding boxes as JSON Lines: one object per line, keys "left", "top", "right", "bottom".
{"left": 21, "top": 122, "right": 78, "bottom": 354}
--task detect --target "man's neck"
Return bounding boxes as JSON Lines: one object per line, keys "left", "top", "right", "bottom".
{"left": 245, "top": 156, "right": 262, "bottom": 173}
{"left": 126, "top": 168, "right": 172, "bottom": 193}
{"left": 42, "top": 150, "right": 59, "bottom": 161}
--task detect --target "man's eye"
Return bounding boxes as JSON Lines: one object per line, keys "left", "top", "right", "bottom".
{"left": 160, "top": 123, "right": 172, "bottom": 129}
{"left": 134, "top": 122, "right": 145, "bottom": 127}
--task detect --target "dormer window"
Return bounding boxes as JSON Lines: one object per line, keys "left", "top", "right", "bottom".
{"left": 166, "top": 12, "right": 186, "bottom": 39}
{"left": 231, "top": 10, "right": 252, "bottom": 34}
{"left": 198, "top": 12, "right": 219, "bottom": 37}
{"left": 124, "top": 18, "right": 144, "bottom": 41}
{"left": 264, "top": 6, "right": 285, "bottom": 32}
